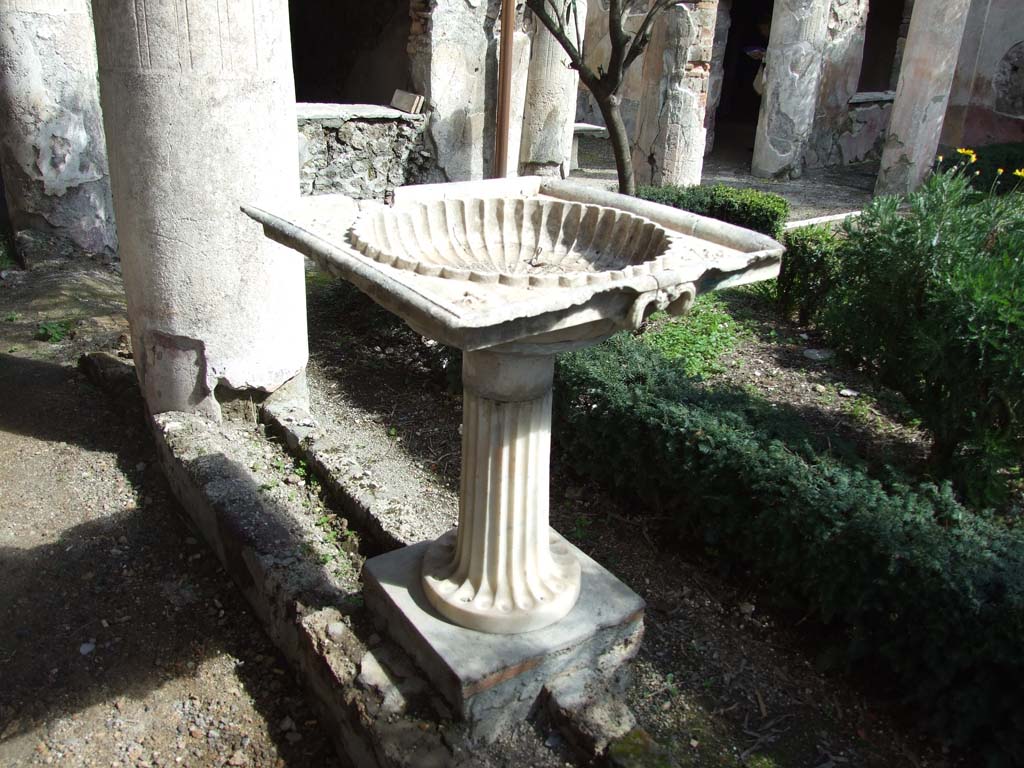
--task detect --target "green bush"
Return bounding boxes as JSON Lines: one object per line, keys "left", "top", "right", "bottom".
{"left": 938, "top": 143, "right": 1024, "bottom": 194}
{"left": 823, "top": 169, "right": 1024, "bottom": 506}
{"left": 636, "top": 183, "right": 790, "bottom": 239}
{"left": 553, "top": 333, "right": 1024, "bottom": 766}
{"left": 777, "top": 224, "right": 843, "bottom": 325}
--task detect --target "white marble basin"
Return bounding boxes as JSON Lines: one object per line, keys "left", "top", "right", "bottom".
{"left": 245, "top": 177, "right": 784, "bottom": 636}
{"left": 348, "top": 198, "right": 677, "bottom": 288}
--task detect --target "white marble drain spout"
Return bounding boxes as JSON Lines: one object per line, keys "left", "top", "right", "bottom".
{"left": 422, "top": 350, "right": 581, "bottom": 634}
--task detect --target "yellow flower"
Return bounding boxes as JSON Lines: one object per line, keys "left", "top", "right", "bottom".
{"left": 998, "top": 168, "right": 1005, "bottom": 175}
{"left": 1015, "top": 169, "right": 1024, "bottom": 179}
{"left": 956, "top": 147, "right": 978, "bottom": 163}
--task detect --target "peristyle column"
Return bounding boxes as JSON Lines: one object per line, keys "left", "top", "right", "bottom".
{"left": 422, "top": 350, "right": 581, "bottom": 634}
{"left": 520, "top": 0, "right": 587, "bottom": 178}
{"left": 876, "top": 0, "right": 972, "bottom": 196}
{"left": 0, "top": 0, "right": 117, "bottom": 256}
{"left": 631, "top": 3, "right": 713, "bottom": 187}
{"left": 90, "top": 0, "right": 307, "bottom": 418}
{"left": 751, "top": 0, "right": 830, "bottom": 179}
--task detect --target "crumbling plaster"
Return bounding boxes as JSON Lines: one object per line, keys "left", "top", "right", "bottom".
{"left": 631, "top": 1, "right": 717, "bottom": 187}
{"left": 0, "top": 0, "right": 116, "bottom": 256}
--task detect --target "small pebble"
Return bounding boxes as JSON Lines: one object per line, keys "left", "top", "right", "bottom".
{"left": 79, "top": 642, "right": 95, "bottom": 656}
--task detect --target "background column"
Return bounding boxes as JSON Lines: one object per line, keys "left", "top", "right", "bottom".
{"left": 91, "top": 0, "right": 307, "bottom": 418}
{"left": 0, "top": 0, "right": 117, "bottom": 258}
{"left": 876, "top": 0, "right": 972, "bottom": 196}
{"left": 751, "top": 0, "right": 830, "bottom": 179}
{"left": 519, "top": 0, "right": 586, "bottom": 178}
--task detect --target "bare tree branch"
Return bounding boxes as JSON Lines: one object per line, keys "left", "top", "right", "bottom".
{"left": 526, "top": 0, "right": 600, "bottom": 90}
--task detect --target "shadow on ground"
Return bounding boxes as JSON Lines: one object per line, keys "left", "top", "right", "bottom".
{"left": 0, "top": 353, "right": 340, "bottom": 766}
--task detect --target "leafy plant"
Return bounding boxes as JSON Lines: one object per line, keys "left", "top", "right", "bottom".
{"left": 777, "top": 224, "right": 842, "bottom": 325}
{"left": 938, "top": 142, "right": 1024, "bottom": 195}
{"left": 34, "top": 320, "right": 74, "bottom": 342}
{"left": 823, "top": 166, "right": 1024, "bottom": 506}
{"left": 642, "top": 294, "right": 744, "bottom": 378}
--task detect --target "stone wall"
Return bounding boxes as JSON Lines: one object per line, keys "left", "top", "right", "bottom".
{"left": 297, "top": 105, "right": 432, "bottom": 200}
{"left": 942, "top": 0, "right": 1024, "bottom": 148}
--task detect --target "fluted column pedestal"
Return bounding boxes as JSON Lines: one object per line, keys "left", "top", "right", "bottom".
{"left": 422, "top": 350, "right": 581, "bottom": 633}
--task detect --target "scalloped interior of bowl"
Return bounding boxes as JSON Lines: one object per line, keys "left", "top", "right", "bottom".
{"left": 348, "top": 197, "right": 673, "bottom": 277}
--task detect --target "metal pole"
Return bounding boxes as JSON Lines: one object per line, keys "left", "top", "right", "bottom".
{"left": 493, "top": 0, "right": 516, "bottom": 178}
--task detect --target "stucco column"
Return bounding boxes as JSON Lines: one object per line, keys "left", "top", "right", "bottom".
{"left": 876, "top": 0, "right": 972, "bottom": 196}
{"left": 409, "top": 0, "right": 502, "bottom": 182}
{"left": 422, "top": 350, "right": 581, "bottom": 634}
{"left": 519, "top": 0, "right": 586, "bottom": 178}
{"left": 0, "top": 0, "right": 117, "bottom": 257}
{"left": 751, "top": 0, "right": 830, "bottom": 179}
{"left": 90, "top": 0, "right": 306, "bottom": 419}
{"left": 631, "top": 2, "right": 714, "bottom": 188}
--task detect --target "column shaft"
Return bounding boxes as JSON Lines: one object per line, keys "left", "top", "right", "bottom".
{"left": 876, "top": 0, "right": 972, "bottom": 195}
{"left": 91, "top": 0, "right": 307, "bottom": 418}
{"left": 751, "top": 0, "right": 830, "bottom": 179}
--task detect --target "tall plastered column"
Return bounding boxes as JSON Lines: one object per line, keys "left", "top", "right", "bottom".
{"left": 91, "top": 0, "right": 306, "bottom": 419}
{"left": 0, "top": 0, "right": 117, "bottom": 256}
{"left": 631, "top": 2, "right": 714, "bottom": 188}
{"left": 751, "top": 0, "right": 829, "bottom": 179}
{"left": 876, "top": 0, "right": 972, "bottom": 196}
{"left": 519, "top": 0, "right": 586, "bottom": 178}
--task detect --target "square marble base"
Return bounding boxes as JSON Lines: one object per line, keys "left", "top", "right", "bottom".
{"left": 363, "top": 539, "right": 645, "bottom": 740}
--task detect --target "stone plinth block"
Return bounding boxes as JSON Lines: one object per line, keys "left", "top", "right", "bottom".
{"left": 364, "top": 539, "right": 645, "bottom": 739}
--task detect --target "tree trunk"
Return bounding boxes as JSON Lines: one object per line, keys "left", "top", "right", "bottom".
{"left": 595, "top": 93, "right": 635, "bottom": 196}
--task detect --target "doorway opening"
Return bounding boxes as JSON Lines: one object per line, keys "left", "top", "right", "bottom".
{"left": 707, "top": 0, "right": 775, "bottom": 166}
{"left": 857, "top": 0, "right": 905, "bottom": 93}
{"left": 289, "top": 0, "right": 411, "bottom": 105}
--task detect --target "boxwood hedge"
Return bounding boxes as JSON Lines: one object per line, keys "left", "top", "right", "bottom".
{"left": 553, "top": 334, "right": 1024, "bottom": 767}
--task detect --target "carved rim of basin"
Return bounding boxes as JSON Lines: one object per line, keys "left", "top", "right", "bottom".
{"left": 347, "top": 197, "right": 678, "bottom": 288}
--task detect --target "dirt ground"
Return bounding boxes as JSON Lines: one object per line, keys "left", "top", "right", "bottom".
{"left": 0, "top": 260, "right": 341, "bottom": 767}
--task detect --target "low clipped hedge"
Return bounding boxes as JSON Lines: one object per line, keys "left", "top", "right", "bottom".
{"left": 636, "top": 183, "right": 790, "bottom": 239}
{"left": 553, "top": 334, "right": 1024, "bottom": 767}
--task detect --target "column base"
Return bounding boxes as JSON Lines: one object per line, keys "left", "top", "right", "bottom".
{"left": 422, "top": 528, "right": 581, "bottom": 634}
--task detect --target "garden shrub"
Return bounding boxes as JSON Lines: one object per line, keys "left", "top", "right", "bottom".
{"left": 823, "top": 168, "right": 1024, "bottom": 506}
{"left": 777, "top": 224, "right": 842, "bottom": 325}
{"left": 636, "top": 183, "right": 790, "bottom": 239}
{"left": 553, "top": 333, "right": 1024, "bottom": 766}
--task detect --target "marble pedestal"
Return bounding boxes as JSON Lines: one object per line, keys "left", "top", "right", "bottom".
{"left": 364, "top": 539, "right": 644, "bottom": 739}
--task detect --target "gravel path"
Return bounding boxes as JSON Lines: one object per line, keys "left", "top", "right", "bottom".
{"left": 0, "top": 262, "right": 341, "bottom": 768}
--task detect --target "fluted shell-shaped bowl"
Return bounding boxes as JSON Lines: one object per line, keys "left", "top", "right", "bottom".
{"left": 347, "top": 197, "right": 677, "bottom": 288}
